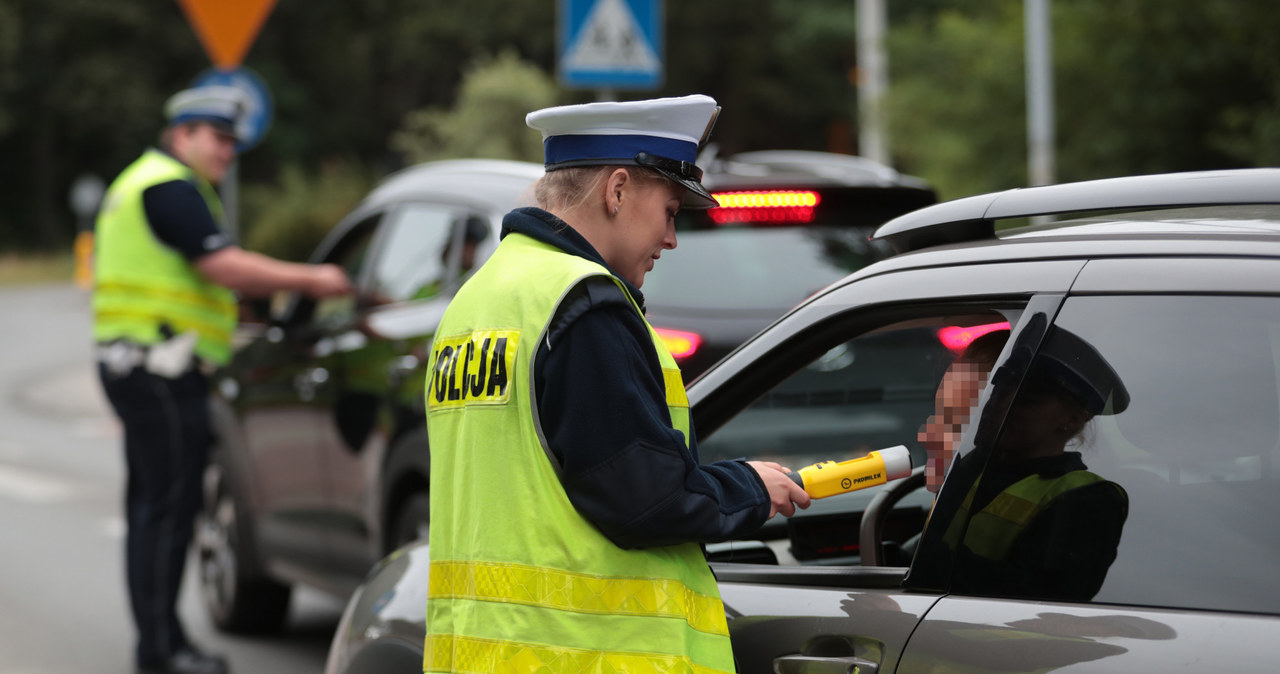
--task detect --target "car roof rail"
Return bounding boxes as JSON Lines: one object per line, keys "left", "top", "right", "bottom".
{"left": 872, "top": 168, "right": 1280, "bottom": 254}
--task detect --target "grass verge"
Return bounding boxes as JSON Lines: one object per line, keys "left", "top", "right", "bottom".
{"left": 0, "top": 252, "right": 79, "bottom": 287}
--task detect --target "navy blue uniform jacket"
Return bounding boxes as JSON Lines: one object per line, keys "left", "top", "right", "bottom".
{"left": 503, "top": 207, "right": 771, "bottom": 549}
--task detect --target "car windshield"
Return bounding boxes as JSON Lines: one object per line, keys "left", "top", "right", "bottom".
{"left": 644, "top": 227, "right": 890, "bottom": 312}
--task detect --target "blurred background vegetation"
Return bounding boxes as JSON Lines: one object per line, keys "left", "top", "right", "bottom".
{"left": 2, "top": 0, "right": 1279, "bottom": 261}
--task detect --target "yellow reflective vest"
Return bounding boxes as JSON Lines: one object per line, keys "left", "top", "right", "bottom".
{"left": 92, "top": 149, "right": 237, "bottom": 366}
{"left": 942, "top": 470, "right": 1114, "bottom": 560}
{"left": 424, "top": 232, "right": 736, "bottom": 674}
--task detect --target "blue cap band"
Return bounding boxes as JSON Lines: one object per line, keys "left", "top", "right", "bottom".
{"left": 171, "top": 113, "right": 237, "bottom": 128}
{"left": 544, "top": 134, "right": 697, "bottom": 168}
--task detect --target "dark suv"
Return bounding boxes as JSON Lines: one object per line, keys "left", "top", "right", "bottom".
{"left": 199, "top": 152, "right": 928, "bottom": 634}
{"left": 324, "top": 169, "right": 1280, "bottom": 673}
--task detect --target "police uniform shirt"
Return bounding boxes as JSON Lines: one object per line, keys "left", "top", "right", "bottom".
{"left": 139, "top": 149, "right": 232, "bottom": 260}
{"left": 502, "top": 207, "right": 771, "bottom": 549}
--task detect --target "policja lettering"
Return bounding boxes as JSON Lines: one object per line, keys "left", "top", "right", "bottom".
{"left": 428, "top": 330, "right": 520, "bottom": 410}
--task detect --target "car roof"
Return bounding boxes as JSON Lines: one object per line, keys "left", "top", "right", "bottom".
{"left": 309, "top": 159, "right": 544, "bottom": 265}
{"left": 353, "top": 159, "right": 544, "bottom": 216}
{"left": 754, "top": 168, "right": 1280, "bottom": 312}
{"left": 698, "top": 149, "right": 935, "bottom": 193}
{"left": 873, "top": 168, "right": 1280, "bottom": 254}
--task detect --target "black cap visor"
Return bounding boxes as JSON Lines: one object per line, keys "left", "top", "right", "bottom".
{"left": 635, "top": 152, "right": 718, "bottom": 209}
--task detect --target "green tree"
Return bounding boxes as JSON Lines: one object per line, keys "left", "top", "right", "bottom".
{"left": 9, "top": 0, "right": 1280, "bottom": 253}
{"left": 392, "top": 51, "right": 558, "bottom": 164}
{"left": 666, "top": 0, "right": 860, "bottom": 154}
{"left": 884, "top": 1, "right": 1280, "bottom": 200}
{"left": 241, "top": 161, "right": 375, "bottom": 262}
{"left": 0, "top": 1, "right": 18, "bottom": 137}
{"left": 0, "top": 0, "right": 204, "bottom": 249}
{"left": 886, "top": 3, "right": 1026, "bottom": 199}
{"left": 1056, "top": 0, "right": 1280, "bottom": 175}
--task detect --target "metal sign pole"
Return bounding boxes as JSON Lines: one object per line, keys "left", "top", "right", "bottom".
{"left": 222, "top": 158, "right": 239, "bottom": 243}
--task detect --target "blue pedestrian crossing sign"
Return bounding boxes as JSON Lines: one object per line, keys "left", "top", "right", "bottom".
{"left": 559, "top": 0, "right": 663, "bottom": 90}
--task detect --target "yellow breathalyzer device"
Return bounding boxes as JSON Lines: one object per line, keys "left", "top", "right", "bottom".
{"left": 788, "top": 445, "right": 913, "bottom": 499}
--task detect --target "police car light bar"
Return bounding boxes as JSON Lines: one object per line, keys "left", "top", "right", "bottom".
{"left": 709, "top": 190, "right": 821, "bottom": 225}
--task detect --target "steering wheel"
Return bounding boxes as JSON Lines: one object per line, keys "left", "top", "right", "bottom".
{"left": 858, "top": 465, "right": 926, "bottom": 566}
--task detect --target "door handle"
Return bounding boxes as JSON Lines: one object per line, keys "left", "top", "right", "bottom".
{"left": 773, "top": 654, "right": 878, "bottom": 674}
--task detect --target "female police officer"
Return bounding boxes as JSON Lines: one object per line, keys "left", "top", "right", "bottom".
{"left": 422, "top": 95, "right": 810, "bottom": 673}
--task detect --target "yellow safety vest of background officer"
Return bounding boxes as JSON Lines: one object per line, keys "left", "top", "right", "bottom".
{"left": 93, "top": 85, "right": 350, "bottom": 674}
{"left": 423, "top": 95, "right": 811, "bottom": 674}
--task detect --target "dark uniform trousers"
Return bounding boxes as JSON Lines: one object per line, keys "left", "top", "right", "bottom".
{"left": 99, "top": 362, "right": 211, "bottom": 666}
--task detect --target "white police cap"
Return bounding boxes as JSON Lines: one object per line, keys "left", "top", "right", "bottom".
{"left": 164, "top": 85, "right": 248, "bottom": 141}
{"left": 526, "top": 94, "right": 721, "bottom": 209}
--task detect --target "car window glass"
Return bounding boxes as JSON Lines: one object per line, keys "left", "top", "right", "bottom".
{"left": 312, "top": 216, "right": 378, "bottom": 327}
{"left": 700, "top": 308, "right": 1021, "bottom": 566}
{"left": 369, "top": 205, "right": 490, "bottom": 305}
{"left": 644, "top": 228, "right": 891, "bottom": 311}
{"left": 939, "top": 295, "right": 1280, "bottom": 613}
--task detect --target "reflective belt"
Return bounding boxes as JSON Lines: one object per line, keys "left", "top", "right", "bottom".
{"left": 428, "top": 560, "right": 729, "bottom": 637}
{"left": 424, "top": 634, "right": 732, "bottom": 674}
{"left": 94, "top": 308, "right": 234, "bottom": 347}
{"left": 95, "top": 279, "right": 236, "bottom": 315}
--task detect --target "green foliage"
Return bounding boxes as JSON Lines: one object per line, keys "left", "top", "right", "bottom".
{"left": 666, "top": 0, "right": 859, "bottom": 153}
{"left": 0, "top": 1, "right": 18, "bottom": 137}
{"left": 0, "top": 252, "right": 75, "bottom": 287}
{"left": 0, "top": 0, "right": 205, "bottom": 249}
{"left": 8, "top": 0, "right": 1280, "bottom": 252}
{"left": 887, "top": 3, "right": 1027, "bottom": 199}
{"left": 241, "top": 161, "right": 376, "bottom": 262}
{"left": 392, "top": 51, "right": 559, "bottom": 164}
{"left": 886, "top": 0, "right": 1280, "bottom": 200}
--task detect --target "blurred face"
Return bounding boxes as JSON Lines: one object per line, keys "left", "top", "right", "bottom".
{"left": 918, "top": 358, "right": 992, "bottom": 493}
{"left": 609, "top": 176, "right": 682, "bottom": 288}
{"left": 171, "top": 122, "right": 237, "bottom": 184}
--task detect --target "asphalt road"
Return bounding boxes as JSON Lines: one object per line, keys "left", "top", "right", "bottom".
{"left": 0, "top": 283, "right": 342, "bottom": 674}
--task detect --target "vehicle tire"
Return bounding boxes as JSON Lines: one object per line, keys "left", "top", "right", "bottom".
{"left": 389, "top": 492, "right": 431, "bottom": 552}
{"left": 197, "top": 457, "right": 292, "bottom": 634}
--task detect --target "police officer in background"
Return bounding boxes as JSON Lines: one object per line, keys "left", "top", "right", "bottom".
{"left": 423, "top": 95, "right": 810, "bottom": 673}
{"left": 93, "top": 85, "right": 350, "bottom": 674}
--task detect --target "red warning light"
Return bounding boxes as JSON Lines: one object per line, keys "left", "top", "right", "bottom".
{"left": 709, "top": 190, "right": 821, "bottom": 225}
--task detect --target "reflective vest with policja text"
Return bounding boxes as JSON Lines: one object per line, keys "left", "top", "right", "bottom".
{"left": 92, "top": 149, "right": 237, "bottom": 366}
{"left": 423, "top": 232, "right": 736, "bottom": 674}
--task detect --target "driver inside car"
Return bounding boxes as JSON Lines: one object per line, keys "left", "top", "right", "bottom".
{"left": 913, "top": 327, "right": 1131, "bottom": 601}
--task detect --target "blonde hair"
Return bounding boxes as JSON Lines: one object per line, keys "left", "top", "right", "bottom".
{"left": 533, "top": 165, "right": 668, "bottom": 213}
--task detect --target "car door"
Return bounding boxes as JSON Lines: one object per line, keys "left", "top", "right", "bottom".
{"left": 693, "top": 259, "right": 1084, "bottom": 674}
{"left": 232, "top": 214, "right": 380, "bottom": 568}
{"left": 899, "top": 259, "right": 1280, "bottom": 672}
{"left": 317, "top": 203, "right": 497, "bottom": 580}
